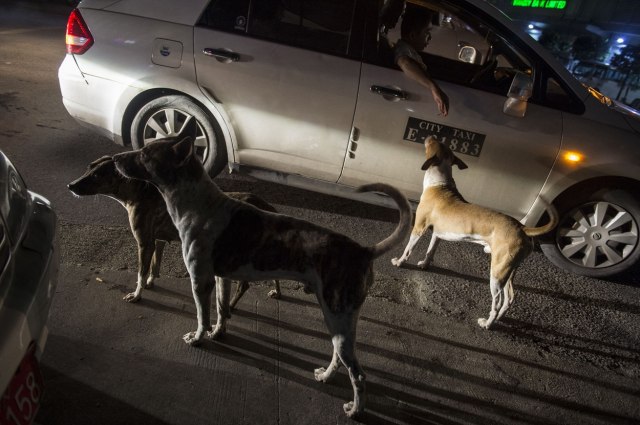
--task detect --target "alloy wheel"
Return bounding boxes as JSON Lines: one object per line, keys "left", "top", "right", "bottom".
{"left": 142, "top": 108, "right": 208, "bottom": 161}
{"left": 557, "top": 201, "right": 639, "bottom": 269}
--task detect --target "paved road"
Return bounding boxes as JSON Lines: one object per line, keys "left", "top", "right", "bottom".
{"left": 1, "top": 2, "right": 639, "bottom": 424}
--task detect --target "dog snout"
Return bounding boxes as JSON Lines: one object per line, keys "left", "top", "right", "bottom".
{"left": 67, "top": 183, "right": 76, "bottom": 196}
{"left": 67, "top": 177, "right": 93, "bottom": 196}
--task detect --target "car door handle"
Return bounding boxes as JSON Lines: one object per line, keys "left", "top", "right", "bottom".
{"left": 370, "top": 85, "right": 408, "bottom": 100}
{"left": 203, "top": 48, "right": 240, "bottom": 62}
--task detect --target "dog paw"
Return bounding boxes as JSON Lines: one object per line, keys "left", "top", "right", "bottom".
{"left": 343, "top": 401, "right": 360, "bottom": 418}
{"left": 208, "top": 325, "right": 226, "bottom": 340}
{"left": 268, "top": 289, "right": 281, "bottom": 299}
{"left": 183, "top": 332, "right": 203, "bottom": 346}
{"left": 477, "top": 318, "right": 491, "bottom": 329}
{"left": 314, "top": 367, "right": 329, "bottom": 382}
{"left": 123, "top": 292, "right": 141, "bottom": 303}
{"left": 417, "top": 260, "right": 429, "bottom": 269}
{"left": 143, "top": 281, "right": 154, "bottom": 289}
{"left": 391, "top": 258, "right": 403, "bottom": 267}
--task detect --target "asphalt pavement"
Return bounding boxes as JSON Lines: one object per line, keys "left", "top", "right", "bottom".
{"left": 34, "top": 261, "right": 640, "bottom": 425}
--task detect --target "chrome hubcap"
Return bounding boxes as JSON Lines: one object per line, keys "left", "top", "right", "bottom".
{"left": 142, "top": 108, "right": 208, "bottom": 161}
{"left": 557, "top": 201, "right": 638, "bottom": 269}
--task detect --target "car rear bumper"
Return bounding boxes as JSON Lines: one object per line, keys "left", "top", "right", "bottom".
{"left": 0, "top": 192, "right": 59, "bottom": 395}
{"left": 58, "top": 54, "right": 131, "bottom": 146}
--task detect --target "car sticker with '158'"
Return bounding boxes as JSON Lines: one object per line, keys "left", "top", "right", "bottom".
{"left": 403, "top": 117, "right": 486, "bottom": 157}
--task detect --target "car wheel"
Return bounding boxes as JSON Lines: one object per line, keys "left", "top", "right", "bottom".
{"left": 540, "top": 189, "right": 640, "bottom": 278}
{"left": 130, "top": 95, "right": 227, "bottom": 176}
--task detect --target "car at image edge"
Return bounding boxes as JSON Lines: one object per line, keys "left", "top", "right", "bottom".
{"left": 58, "top": 0, "right": 640, "bottom": 278}
{"left": 0, "top": 150, "right": 59, "bottom": 425}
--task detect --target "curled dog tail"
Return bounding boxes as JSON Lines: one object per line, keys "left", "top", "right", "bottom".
{"left": 523, "top": 198, "right": 559, "bottom": 237}
{"left": 357, "top": 183, "right": 412, "bottom": 259}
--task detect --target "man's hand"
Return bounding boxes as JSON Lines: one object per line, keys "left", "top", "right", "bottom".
{"left": 397, "top": 55, "right": 449, "bottom": 116}
{"left": 431, "top": 87, "right": 449, "bottom": 116}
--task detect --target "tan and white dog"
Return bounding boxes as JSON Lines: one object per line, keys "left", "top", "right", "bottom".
{"left": 392, "top": 136, "right": 558, "bottom": 329}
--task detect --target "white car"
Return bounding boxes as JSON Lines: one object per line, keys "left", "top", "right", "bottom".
{"left": 58, "top": 0, "right": 640, "bottom": 278}
{"left": 0, "top": 150, "right": 59, "bottom": 425}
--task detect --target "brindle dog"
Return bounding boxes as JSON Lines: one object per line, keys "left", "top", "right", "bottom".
{"left": 68, "top": 156, "right": 280, "bottom": 306}
{"left": 112, "top": 129, "right": 411, "bottom": 418}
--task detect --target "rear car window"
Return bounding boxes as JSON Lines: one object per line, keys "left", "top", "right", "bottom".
{"left": 198, "top": 0, "right": 357, "bottom": 56}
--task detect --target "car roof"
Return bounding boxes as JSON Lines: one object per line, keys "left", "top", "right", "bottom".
{"left": 78, "top": 0, "right": 211, "bottom": 26}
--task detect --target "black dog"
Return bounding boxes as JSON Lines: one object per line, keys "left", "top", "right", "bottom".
{"left": 112, "top": 131, "right": 412, "bottom": 418}
{"left": 68, "top": 155, "right": 280, "bottom": 305}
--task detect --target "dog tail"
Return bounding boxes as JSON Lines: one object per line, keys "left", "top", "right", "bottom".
{"left": 523, "top": 198, "right": 559, "bottom": 237}
{"left": 356, "top": 183, "right": 412, "bottom": 258}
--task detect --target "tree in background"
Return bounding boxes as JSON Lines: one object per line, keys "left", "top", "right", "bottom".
{"left": 611, "top": 44, "right": 640, "bottom": 101}
{"left": 572, "top": 34, "right": 607, "bottom": 62}
{"left": 538, "top": 29, "right": 573, "bottom": 66}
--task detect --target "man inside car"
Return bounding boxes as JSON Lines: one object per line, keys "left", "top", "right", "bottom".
{"left": 394, "top": 5, "right": 449, "bottom": 116}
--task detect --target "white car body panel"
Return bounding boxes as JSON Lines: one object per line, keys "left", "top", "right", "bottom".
{"left": 62, "top": 8, "right": 236, "bottom": 156}
{"left": 194, "top": 28, "right": 360, "bottom": 182}
{"left": 82, "top": 0, "right": 210, "bottom": 26}
{"left": 73, "top": 10, "right": 195, "bottom": 85}
{"left": 341, "top": 63, "right": 562, "bottom": 219}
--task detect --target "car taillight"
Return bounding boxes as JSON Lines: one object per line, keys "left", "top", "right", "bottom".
{"left": 65, "top": 9, "right": 94, "bottom": 55}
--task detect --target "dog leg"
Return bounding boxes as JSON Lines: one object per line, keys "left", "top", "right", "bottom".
{"left": 478, "top": 275, "right": 504, "bottom": 329}
{"left": 337, "top": 333, "right": 366, "bottom": 418}
{"left": 496, "top": 272, "right": 516, "bottom": 321}
{"left": 391, "top": 233, "right": 422, "bottom": 267}
{"left": 320, "top": 310, "right": 366, "bottom": 418}
{"left": 209, "top": 277, "right": 231, "bottom": 340}
{"left": 417, "top": 235, "right": 440, "bottom": 269}
{"left": 183, "top": 276, "right": 215, "bottom": 346}
{"left": 268, "top": 280, "right": 281, "bottom": 299}
{"left": 146, "top": 240, "right": 166, "bottom": 289}
{"left": 314, "top": 340, "right": 341, "bottom": 383}
{"left": 229, "top": 280, "right": 249, "bottom": 311}
{"left": 124, "top": 242, "right": 155, "bottom": 303}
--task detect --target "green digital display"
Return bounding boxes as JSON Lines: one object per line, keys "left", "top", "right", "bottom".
{"left": 512, "top": 0, "right": 567, "bottom": 9}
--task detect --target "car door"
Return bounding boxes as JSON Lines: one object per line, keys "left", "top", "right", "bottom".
{"left": 338, "top": 1, "right": 563, "bottom": 220}
{"left": 194, "top": 0, "right": 362, "bottom": 182}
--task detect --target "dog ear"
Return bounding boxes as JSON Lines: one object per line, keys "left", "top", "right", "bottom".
{"left": 453, "top": 155, "right": 468, "bottom": 169}
{"left": 182, "top": 116, "right": 198, "bottom": 140}
{"left": 172, "top": 136, "right": 194, "bottom": 166}
{"left": 88, "top": 155, "right": 113, "bottom": 169}
{"left": 421, "top": 157, "right": 439, "bottom": 170}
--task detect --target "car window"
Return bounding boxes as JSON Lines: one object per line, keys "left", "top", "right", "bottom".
{"left": 373, "top": 1, "right": 534, "bottom": 97}
{"left": 544, "top": 76, "right": 575, "bottom": 110}
{"left": 198, "top": 0, "right": 357, "bottom": 57}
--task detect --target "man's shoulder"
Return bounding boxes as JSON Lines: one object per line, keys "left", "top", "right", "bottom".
{"left": 394, "top": 39, "right": 424, "bottom": 68}
{"left": 394, "top": 39, "right": 414, "bottom": 57}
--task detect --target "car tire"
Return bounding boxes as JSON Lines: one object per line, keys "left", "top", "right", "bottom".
{"left": 130, "top": 95, "right": 227, "bottom": 176}
{"left": 540, "top": 189, "right": 640, "bottom": 278}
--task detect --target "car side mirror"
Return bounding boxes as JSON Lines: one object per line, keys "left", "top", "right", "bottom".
{"left": 503, "top": 71, "right": 533, "bottom": 118}
{"left": 458, "top": 44, "right": 477, "bottom": 64}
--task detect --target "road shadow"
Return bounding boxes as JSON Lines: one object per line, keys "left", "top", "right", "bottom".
{"left": 214, "top": 173, "right": 402, "bottom": 223}
{"left": 204, "top": 312, "right": 636, "bottom": 425}
{"left": 37, "top": 365, "right": 173, "bottom": 425}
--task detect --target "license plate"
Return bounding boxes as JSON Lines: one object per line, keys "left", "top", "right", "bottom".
{"left": 0, "top": 345, "right": 44, "bottom": 425}
{"left": 403, "top": 116, "right": 486, "bottom": 157}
